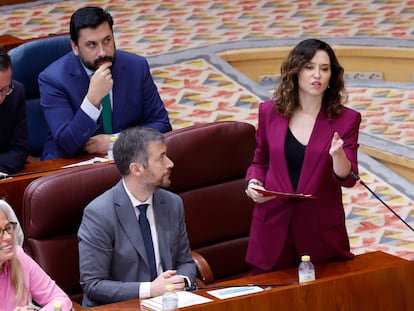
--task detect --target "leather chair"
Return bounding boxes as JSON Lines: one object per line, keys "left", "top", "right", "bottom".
{"left": 8, "top": 35, "right": 71, "bottom": 157}
{"left": 22, "top": 163, "right": 121, "bottom": 303}
{"left": 22, "top": 121, "right": 256, "bottom": 303}
{"left": 165, "top": 121, "right": 256, "bottom": 285}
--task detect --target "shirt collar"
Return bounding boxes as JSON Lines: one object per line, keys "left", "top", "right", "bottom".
{"left": 79, "top": 60, "right": 94, "bottom": 78}
{"left": 122, "top": 179, "right": 153, "bottom": 207}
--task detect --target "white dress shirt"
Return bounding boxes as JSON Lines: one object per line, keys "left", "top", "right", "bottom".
{"left": 122, "top": 179, "right": 161, "bottom": 298}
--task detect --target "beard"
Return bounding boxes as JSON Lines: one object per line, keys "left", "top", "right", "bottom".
{"left": 82, "top": 54, "right": 115, "bottom": 71}
{"left": 156, "top": 172, "right": 172, "bottom": 189}
{"left": 160, "top": 174, "right": 172, "bottom": 188}
{"left": 144, "top": 170, "right": 172, "bottom": 192}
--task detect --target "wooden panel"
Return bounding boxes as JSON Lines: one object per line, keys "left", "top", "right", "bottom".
{"left": 0, "top": 0, "right": 35, "bottom": 5}
{"left": 359, "top": 145, "right": 414, "bottom": 184}
{"left": 0, "top": 35, "right": 25, "bottom": 51}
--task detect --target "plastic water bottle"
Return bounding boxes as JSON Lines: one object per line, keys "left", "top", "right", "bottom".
{"left": 298, "top": 255, "right": 315, "bottom": 285}
{"left": 107, "top": 135, "right": 118, "bottom": 160}
{"left": 162, "top": 284, "right": 178, "bottom": 311}
{"left": 53, "top": 300, "right": 62, "bottom": 311}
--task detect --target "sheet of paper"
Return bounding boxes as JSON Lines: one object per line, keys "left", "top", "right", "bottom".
{"left": 253, "top": 187, "right": 317, "bottom": 199}
{"left": 61, "top": 157, "right": 111, "bottom": 168}
{"left": 140, "top": 291, "right": 212, "bottom": 311}
{"left": 207, "top": 286, "right": 264, "bottom": 299}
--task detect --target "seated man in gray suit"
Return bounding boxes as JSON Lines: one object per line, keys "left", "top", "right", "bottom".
{"left": 78, "top": 126, "right": 196, "bottom": 307}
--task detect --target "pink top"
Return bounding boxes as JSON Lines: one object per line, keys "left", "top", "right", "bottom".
{"left": 0, "top": 246, "right": 72, "bottom": 311}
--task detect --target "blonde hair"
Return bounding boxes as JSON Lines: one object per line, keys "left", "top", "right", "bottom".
{"left": 0, "top": 200, "right": 26, "bottom": 304}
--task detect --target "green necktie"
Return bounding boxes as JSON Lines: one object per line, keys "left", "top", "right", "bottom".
{"left": 101, "top": 94, "right": 112, "bottom": 134}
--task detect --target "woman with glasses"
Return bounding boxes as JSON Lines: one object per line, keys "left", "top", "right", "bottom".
{"left": 0, "top": 47, "right": 28, "bottom": 177}
{"left": 0, "top": 199, "right": 73, "bottom": 311}
{"left": 0, "top": 199, "right": 23, "bottom": 247}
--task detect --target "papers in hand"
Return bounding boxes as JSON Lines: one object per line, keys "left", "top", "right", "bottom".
{"left": 140, "top": 291, "right": 212, "bottom": 311}
{"left": 207, "top": 286, "right": 264, "bottom": 299}
{"left": 253, "top": 187, "right": 317, "bottom": 199}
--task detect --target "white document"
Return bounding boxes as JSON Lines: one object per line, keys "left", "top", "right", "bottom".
{"left": 61, "top": 157, "right": 111, "bottom": 168}
{"left": 140, "top": 291, "right": 212, "bottom": 311}
{"left": 207, "top": 286, "right": 264, "bottom": 299}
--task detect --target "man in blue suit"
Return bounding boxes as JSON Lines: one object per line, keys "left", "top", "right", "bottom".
{"left": 78, "top": 126, "right": 196, "bottom": 307}
{"left": 0, "top": 47, "right": 28, "bottom": 175}
{"left": 38, "top": 7, "right": 171, "bottom": 160}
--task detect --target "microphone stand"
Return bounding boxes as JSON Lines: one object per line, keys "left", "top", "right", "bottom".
{"left": 350, "top": 172, "right": 414, "bottom": 233}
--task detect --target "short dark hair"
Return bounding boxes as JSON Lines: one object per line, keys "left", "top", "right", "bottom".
{"left": 0, "top": 47, "right": 11, "bottom": 72}
{"left": 113, "top": 127, "right": 165, "bottom": 176}
{"left": 70, "top": 6, "right": 114, "bottom": 45}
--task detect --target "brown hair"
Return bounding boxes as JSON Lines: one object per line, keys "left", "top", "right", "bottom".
{"left": 273, "top": 38, "right": 347, "bottom": 119}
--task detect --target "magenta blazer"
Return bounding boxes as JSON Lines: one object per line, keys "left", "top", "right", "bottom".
{"left": 246, "top": 100, "right": 361, "bottom": 271}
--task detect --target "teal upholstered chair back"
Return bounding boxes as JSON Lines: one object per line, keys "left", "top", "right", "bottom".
{"left": 8, "top": 35, "right": 71, "bottom": 157}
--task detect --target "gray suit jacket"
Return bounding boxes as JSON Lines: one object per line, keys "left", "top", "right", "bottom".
{"left": 78, "top": 181, "right": 196, "bottom": 307}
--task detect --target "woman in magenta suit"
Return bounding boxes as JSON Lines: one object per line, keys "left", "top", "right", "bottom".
{"left": 245, "top": 39, "right": 361, "bottom": 274}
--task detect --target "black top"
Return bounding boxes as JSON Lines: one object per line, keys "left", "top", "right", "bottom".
{"left": 285, "top": 128, "right": 306, "bottom": 191}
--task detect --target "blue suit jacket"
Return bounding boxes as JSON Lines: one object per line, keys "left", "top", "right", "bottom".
{"left": 246, "top": 101, "right": 361, "bottom": 270}
{"left": 38, "top": 50, "right": 171, "bottom": 160}
{"left": 78, "top": 181, "right": 196, "bottom": 307}
{"left": 0, "top": 80, "right": 28, "bottom": 174}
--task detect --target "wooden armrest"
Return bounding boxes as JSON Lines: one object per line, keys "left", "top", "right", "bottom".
{"left": 192, "top": 251, "right": 214, "bottom": 285}
{"left": 71, "top": 301, "right": 83, "bottom": 311}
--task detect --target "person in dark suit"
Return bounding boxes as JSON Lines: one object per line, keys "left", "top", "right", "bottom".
{"left": 38, "top": 6, "right": 171, "bottom": 160}
{"left": 244, "top": 39, "right": 361, "bottom": 274}
{"left": 78, "top": 126, "right": 196, "bottom": 307}
{"left": 0, "top": 47, "right": 28, "bottom": 176}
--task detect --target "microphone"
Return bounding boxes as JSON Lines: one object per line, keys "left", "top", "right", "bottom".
{"left": 184, "top": 281, "right": 297, "bottom": 292}
{"left": 350, "top": 171, "right": 414, "bottom": 232}
{"left": 184, "top": 284, "right": 198, "bottom": 291}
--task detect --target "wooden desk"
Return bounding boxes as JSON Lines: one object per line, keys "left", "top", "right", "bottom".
{"left": 0, "top": 0, "right": 35, "bottom": 6}
{"left": 84, "top": 251, "right": 414, "bottom": 311}
{"left": 0, "top": 156, "right": 98, "bottom": 221}
{"left": 0, "top": 34, "right": 26, "bottom": 51}
{"left": 0, "top": 33, "right": 69, "bottom": 51}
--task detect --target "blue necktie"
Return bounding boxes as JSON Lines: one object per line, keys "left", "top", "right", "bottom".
{"left": 137, "top": 204, "right": 157, "bottom": 280}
